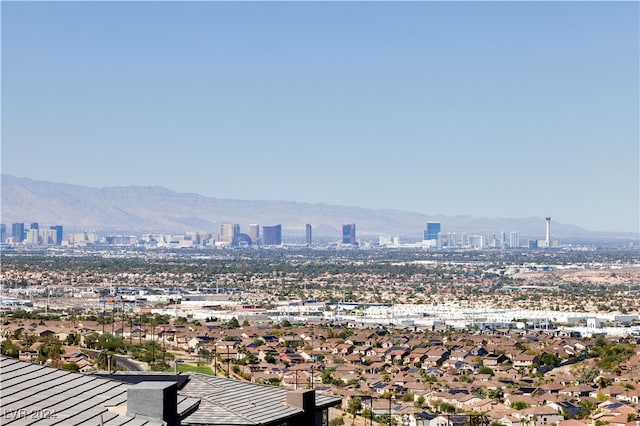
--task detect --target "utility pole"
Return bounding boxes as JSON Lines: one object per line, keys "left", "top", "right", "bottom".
{"left": 310, "top": 365, "right": 314, "bottom": 389}
{"left": 151, "top": 319, "right": 155, "bottom": 365}
{"left": 121, "top": 299, "right": 125, "bottom": 337}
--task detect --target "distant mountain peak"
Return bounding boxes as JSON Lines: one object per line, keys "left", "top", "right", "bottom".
{"left": 0, "top": 174, "right": 602, "bottom": 239}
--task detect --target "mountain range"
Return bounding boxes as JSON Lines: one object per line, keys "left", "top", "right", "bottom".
{"left": 0, "top": 174, "right": 621, "bottom": 240}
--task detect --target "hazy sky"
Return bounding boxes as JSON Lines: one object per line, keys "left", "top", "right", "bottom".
{"left": 2, "top": 2, "right": 638, "bottom": 233}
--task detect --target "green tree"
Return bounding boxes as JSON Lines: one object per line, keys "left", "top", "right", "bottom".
{"left": 540, "top": 353, "right": 561, "bottom": 367}
{"left": 60, "top": 361, "right": 80, "bottom": 372}
{"left": 37, "top": 337, "right": 63, "bottom": 363}
{"left": 348, "top": 396, "right": 362, "bottom": 416}
{"left": 65, "top": 332, "right": 80, "bottom": 346}
{"left": 511, "top": 402, "right": 531, "bottom": 410}
{"left": 96, "top": 333, "right": 125, "bottom": 352}
{"left": 578, "top": 400, "right": 596, "bottom": 419}
{"left": 98, "top": 350, "right": 116, "bottom": 371}
{"left": 597, "top": 376, "right": 612, "bottom": 390}
{"left": 0, "top": 339, "right": 20, "bottom": 358}
{"left": 440, "top": 402, "right": 456, "bottom": 413}
{"left": 321, "top": 369, "right": 335, "bottom": 384}
{"left": 402, "top": 392, "right": 415, "bottom": 403}
{"left": 226, "top": 317, "right": 240, "bottom": 329}
{"left": 489, "top": 387, "right": 504, "bottom": 403}
{"left": 478, "top": 366, "right": 494, "bottom": 375}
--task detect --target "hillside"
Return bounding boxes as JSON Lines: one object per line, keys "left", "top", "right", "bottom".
{"left": 0, "top": 174, "right": 602, "bottom": 239}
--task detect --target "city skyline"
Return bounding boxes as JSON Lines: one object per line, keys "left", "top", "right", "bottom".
{"left": 0, "top": 174, "right": 634, "bottom": 239}
{"left": 0, "top": 215, "right": 598, "bottom": 250}
{"left": 2, "top": 2, "right": 638, "bottom": 233}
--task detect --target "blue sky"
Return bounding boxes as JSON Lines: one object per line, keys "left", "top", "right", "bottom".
{"left": 2, "top": 2, "right": 638, "bottom": 233}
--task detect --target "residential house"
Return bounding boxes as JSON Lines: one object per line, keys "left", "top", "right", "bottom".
{"left": 560, "top": 384, "right": 595, "bottom": 398}
{"left": 512, "top": 354, "right": 541, "bottom": 370}
{"left": 516, "top": 405, "right": 563, "bottom": 426}
{"left": 429, "top": 415, "right": 468, "bottom": 426}
{"left": 483, "top": 353, "right": 508, "bottom": 367}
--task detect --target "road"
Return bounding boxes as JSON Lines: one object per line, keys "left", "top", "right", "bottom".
{"left": 85, "top": 349, "right": 147, "bottom": 372}
{"left": 114, "top": 355, "right": 146, "bottom": 371}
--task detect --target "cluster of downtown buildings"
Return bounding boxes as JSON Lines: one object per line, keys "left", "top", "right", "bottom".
{"left": 0, "top": 219, "right": 553, "bottom": 250}
{"left": 1, "top": 222, "right": 64, "bottom": 246}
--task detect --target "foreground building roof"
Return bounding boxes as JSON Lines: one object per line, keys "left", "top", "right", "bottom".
{"left": 179, "top": 373, "right": 341, "bottom": 425}
{"left": 0, "top": 356, "right": 342, "bottom": 426}
{"left": 0, "top": 355, "right": 168, "bottom": 425}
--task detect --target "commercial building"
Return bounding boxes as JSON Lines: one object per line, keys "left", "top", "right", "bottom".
{"left": 509, "top": 231, "right": 520, "bottom": 249}
{"left": 11, "top": 222, "right": 25, "bottom": 243}
{"left": 262, "top": 225, "right": 282, "bottom": 246}
{"left": 249, "top": 224, "right": 260, "bottom": 244}
{"left": 424, "top": 222, "right": 441, "bottom": 241}
{"left": 306, "top": 224, "right": 312, "bottom": 246}
{"left": 218, "top": 223, "right": 235, "bottom": 243}
{"left": 50, "top": 225, "right": 64, "bottom": 246}
{"left": 26, "top": 229, "right": 40, "bottom": 245}
{"left": 342, "top": 223, "right": 356, "bottom": 245}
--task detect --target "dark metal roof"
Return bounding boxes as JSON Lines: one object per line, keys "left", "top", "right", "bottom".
{"left": 0, "top": 356, "right": 341, "bottom": 426}
{"left": 179, "top": 373, "right": 342, "bottom": 425}
{"left": 0, "top": 356, "right": 195, "bottom": 426}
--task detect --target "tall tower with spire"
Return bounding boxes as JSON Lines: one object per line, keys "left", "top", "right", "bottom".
{"left": 545, "top": 217, "right": 551, "bottom": 248}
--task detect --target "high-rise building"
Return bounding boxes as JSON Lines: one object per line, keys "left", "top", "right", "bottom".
{"left": 12, "top": 223, "right": 25, "bottom": 243}
{"left": 469, "top": 235, "right": 485, "bottom": 249}
{"left": 509, "top": 231, "right": 520, "bottom": 249}
{"left": 545, "top": 217, "right": 551, "bottom": 248}
{"left": 342, "top": 224, "right": 356, "bottom": 245}
{"left": 424, "top": 222, "right": 441, "bottom": 241}
{"left": 249, "top": 224, "right": 260, "bottom": 244}
{"left": 218, "top": 223, "right": 235, "bottom": 243}
{"left": 262, "top": 225, "right": 282, "bottom": 246}
{"left": 379, "top": 234, "right": 392, "bottom": 246}
{"left": 49, "top": 225, "right": 63, "bottom": 246}
{"left": 30, "top": 222, "right": 39, "bottom": 230}
{"left": 26, "top": 229, "right": 40, "bottom": 245}
{"left": 0, "top": 224, "right": 6, "bottom": 243}
{"left": 305, "top": 224, "right": 312, "bottom": 246}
